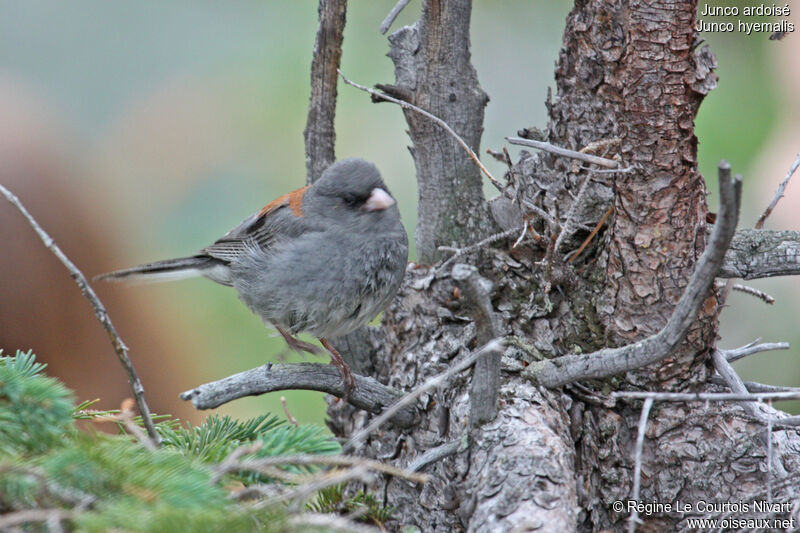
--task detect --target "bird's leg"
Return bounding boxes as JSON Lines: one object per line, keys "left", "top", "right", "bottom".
{"left": 275, "top": 326, "right": 321, "bottom": 354}
{"left": 319, "top": 338, "right": 356, "bottom": 395}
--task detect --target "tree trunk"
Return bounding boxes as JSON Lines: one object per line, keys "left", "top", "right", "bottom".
{"left": 324, "top": 1, "right": 800, "bottom": 531}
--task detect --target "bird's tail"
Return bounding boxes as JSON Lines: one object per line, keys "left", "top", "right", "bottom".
{"left": 94, "top": 256, "right": 227, "bottom": 284}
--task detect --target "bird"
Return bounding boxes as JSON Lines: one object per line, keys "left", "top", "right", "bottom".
{"left": 96, "top": 158, "right": 409, "bottom": 391}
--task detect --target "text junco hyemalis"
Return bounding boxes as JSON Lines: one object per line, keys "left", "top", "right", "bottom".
{"left": 97, "top": 158, "right": 409, "bottom": 390}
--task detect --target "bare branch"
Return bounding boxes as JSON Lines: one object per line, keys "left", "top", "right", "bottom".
{"left": 567, "top": 205, "right": 613, "bottom": 264}
{"left": 627, "top": 397, "right": 653, "bottom": 533}
{"left": 715, "top": 280, "right": 775, "bottom": 304}
{"left": 755, "top": 152, "right": 800, "bottom": 229}
{"left": 0, "top": 184, "right": 160, "bottom": 446}
{"left": 506, "top": 136, "right": 620, "bottom": 169}
{"left": 180, "top": 363, "right": 416, "bottom": 428}
{"left": 711, "top": 349, "right": 772, "bottom": 429}
{"left": 338, "top": 70, "right": 503, "bottom": 191}
{"left": 451, "top": 264, "right": 502, "bottom": 425}
{"left": 708, "top": 377, "right": 800, "bottom": 393}
{"left": 612, "top": 391, "right": 800, "bottom": 402}
{"left": 379, "top": 0, "right": 411, "bottom": 34}
{"left": 524, "top": 161, "right": 741, "bottom": 388}
{"left": 220, "top": 454, "right": 428, "bottom": 484}
{"left": 437, "top": 225, "right": 524, "bottom": 271}
{"left": 408, "top": 438, "right": 464, "bottom": 472}
{"left": 343, "top": 338, "right": 505, "bottom": 452}
{"left": 304, "top": 0, "right": 347, "bottom": 183}
{"left": 0, "top": 509, "right": 73, "bottom": 530}
{"left": 722, "top": 341, "right": 790, "bottom": 363}
{"left": 719, "top": 229, "right": 800, "bottom": 280}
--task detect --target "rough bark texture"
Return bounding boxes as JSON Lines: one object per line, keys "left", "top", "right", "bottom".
{"left": 304, "top": 0, "right": 347, "bottom": 184}
{"left": 385, "top": 0, "right": 495, "bottom": 264}
{"left": 318, "top": 1, "right": 800, "bottom": 531}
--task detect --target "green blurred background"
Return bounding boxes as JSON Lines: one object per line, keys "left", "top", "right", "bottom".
{"left": 0, "top": 1, "right": 798, "bottom": 426}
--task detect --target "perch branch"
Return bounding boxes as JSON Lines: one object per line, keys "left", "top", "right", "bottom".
{"left": 408, "top": 438, "right": 464, "bottom": 472}
{"left": 180, "top": 363, "right": 416, "bottom": 428}
{"left": 451, "top": 264, "right": 503, "bottom": 425}
{"left": 0, "top": 184, "right": 160, "bottom": 446}
{"left": 343, "top": 338, "right": 504, "bottom": 452}
{"left": 524, "top": 161, "right": 740, "bottom": 388}
{"left": 338, "top": 70, "right": 503, "bottom": 191}
{"left": 380, "top": 0, "right": 411, "bottom": 34}
{"left": 505, "top": 136, "right": 620, "bottom": 169}
{"left": 755, "top": 152, "right": 800, "bottom": 229}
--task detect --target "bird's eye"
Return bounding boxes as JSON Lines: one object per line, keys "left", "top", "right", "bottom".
{"left": 342, "top": 194, "right": 365, "bottom": 208}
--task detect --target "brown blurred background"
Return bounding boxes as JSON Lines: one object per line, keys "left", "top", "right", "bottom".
{"left": 1, "top": 1, "right": 798, "bottom": 425}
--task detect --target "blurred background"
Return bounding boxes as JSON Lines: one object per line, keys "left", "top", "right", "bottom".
{"left": 0, "top": 1, "right": 797, "bottom": 426}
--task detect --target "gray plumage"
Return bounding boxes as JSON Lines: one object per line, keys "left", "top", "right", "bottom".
{"left": 96, "top": 158, "right": 409, "bottom": 342}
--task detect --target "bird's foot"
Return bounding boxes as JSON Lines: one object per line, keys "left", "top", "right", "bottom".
{"left": 276, "top": 326, "right": 321, "bottom": 355}
{"left": 319, "top": 338, "right": 356, "bottom": 399}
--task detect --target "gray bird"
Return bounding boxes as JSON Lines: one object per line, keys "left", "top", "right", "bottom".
{"left": 97, "top": 158, "right": 409, "bottom": 390}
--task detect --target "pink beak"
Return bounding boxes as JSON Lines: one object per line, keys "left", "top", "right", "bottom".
{"left": 362, "top": 187, "right": 395, "bottom": 212}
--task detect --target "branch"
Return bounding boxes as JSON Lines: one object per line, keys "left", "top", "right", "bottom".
{"left": 627, "top": 397, "right": 653, "bottom": 533}
{"left": 304, "top": 0, "right": 347, "bottom": 183}
{"left": 719, "top": 229, "right": 800, "bottom": 279}
{"left": 505, "top": 136, "right": 621, "bottom": 169}
{"left": 722, "top": 341, "right": 789, "bottom": 363}
{"left": 612, "top": 391, "right": 800, "bottom": 402}
{"left": 524, "top": 161, "right": 741, "bottom": 388}
{"left": 451, "top": 264, "right": 502, "bottom": 425}
{"left": 342, "top": 338, "right": 505, "bottom": 452}
{"left": 755, "top": 152, "right": 800, "bottom": 229}
{"left": 0, "top": 184, "right": 160, "bottom": 446}
{"left": 379, "top": 0, "right": 411, "bottom": 34}
{"left": 180, "top": 363, "right": 416, "bottom": 428}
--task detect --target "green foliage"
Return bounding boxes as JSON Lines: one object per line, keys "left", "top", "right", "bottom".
{"left": 309, "top": 485, "right": 395, "bottom": 528}
{"left": 0, "top": 351, "right": 364, "bottom": 532}
{"left": 0, "top": 349, "right": 75, "bottom": 454}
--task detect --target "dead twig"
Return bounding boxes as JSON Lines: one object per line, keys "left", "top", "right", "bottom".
{"left": 755, "top": 152, "right": 800, "bottom": 229}
{"left": 379, "top": 0, "right": 411, "bottom": 34}
{"left": 506, "top": 136, "right": 620, "bottom": 169}
{"left": 0, "top": 184, "right": 160, "bottom": 446}
{"left": 721, "top": 341, "right": 790, "bottom": 363}
{"left": 613, "top": 391, "right": 800, "bottom": 402}
{"left": 339, "top": 70, "right": 503, "bottom": 191}
{"left": 280, "top": 396, "right": 299, "bottom": 427}
{"left": 627, "top": 397, "right": 653, "bottom": 533}
{"left": 567, "top": 205, "right": 613, "bottom": 264}
{"left": 715, "top": 281, "right": 775, "bottom": 304}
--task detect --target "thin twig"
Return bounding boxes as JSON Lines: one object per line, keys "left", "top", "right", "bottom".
{"left": 408, "top": 438, "right": 464, "bottom": 472}
{"left": 343, "top": 338, "right": 504, "bottom": 452}
{"left": 715, "top": 281, "right": 775, "bottom": 304}
{"left": 627, "top": 397, "right": 653, "bottom": 533}
{"left": 613, "top": 391, "right": 800, "bottom": 402}
{"left": 437, "top": 226, "right": 524, "bottom": 270}
{"left": 0, "top": 509, "right": 74, "bottom": 530}
{"left": 722, "top": 341, "right": 790, "bottom": 363}
{"left": 0, "top": 184, "right": 160, "bottom": 446}
{"left": 567, "top": 205, "right": 613, "bottom": 264}
{"left": 281, "top": 396, "right": 299, "bottom": 427}
{"left": 221, "top": 454, "right": 428, "bottom": 484}
{"left": 709, "top": 376, "right": 799, "bottom": 393}
{"left": 379, "top": 0, "right": 411, "bottom": 34}
{"left": 506, "top": 136, "right": 620, "bottom": 169}
{"left": 767, "top": 400, "right": 774, "bottom": 501}
{"left": 755, "top": 152, "right": 800, "bottom": 229}
{"left": 339, "top": 70, "right": 503, "bottom": 191}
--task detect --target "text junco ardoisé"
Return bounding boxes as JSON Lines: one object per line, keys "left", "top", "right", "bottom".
{"left": 97, "top": 158, "right": 409, "bottom": 390}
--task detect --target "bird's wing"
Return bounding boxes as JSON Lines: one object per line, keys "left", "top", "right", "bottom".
{"left": 202, "top": 186, "right": 316, "bottom": 262}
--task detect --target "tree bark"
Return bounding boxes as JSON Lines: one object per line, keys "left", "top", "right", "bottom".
{"left": 385, "top": 0, "right": 495, "bottom": 264}
{"left": 318, "top": 1, "right": 800, "bottom": 532}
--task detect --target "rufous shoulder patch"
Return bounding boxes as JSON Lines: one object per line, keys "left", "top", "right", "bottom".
{"left": 258, "top": 186, "right": 309, "bottom": 218}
